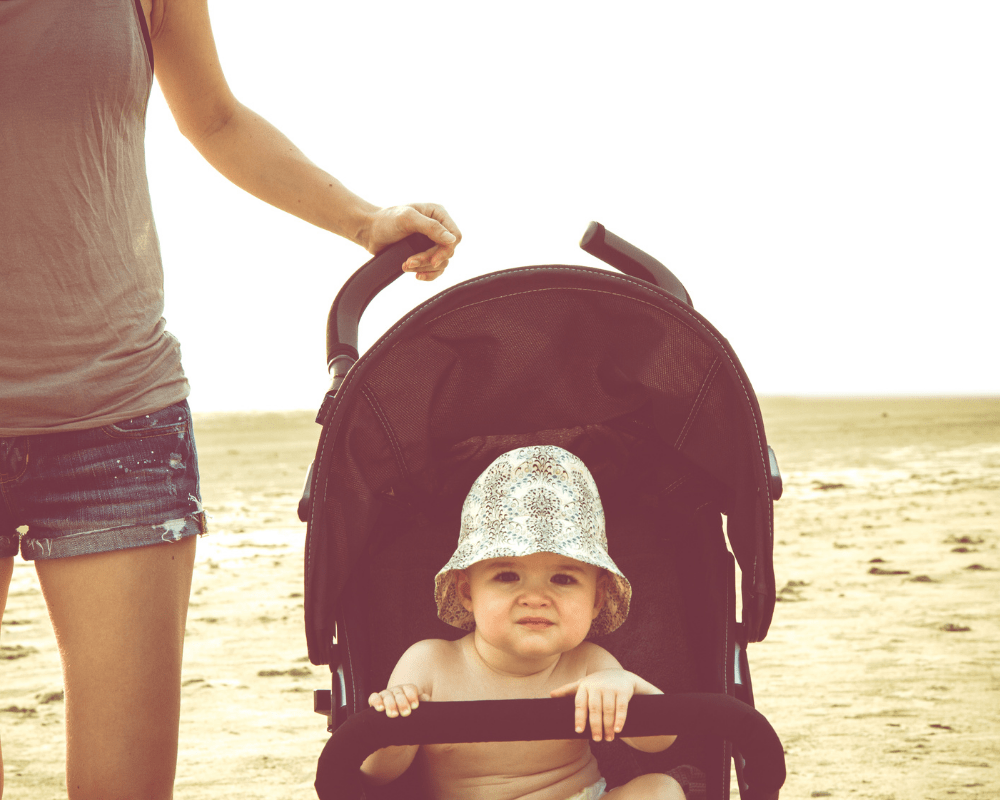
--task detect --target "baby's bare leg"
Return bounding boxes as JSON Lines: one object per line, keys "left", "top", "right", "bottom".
{"left": 604, "top": 772, "right": 686, "bottom": 799}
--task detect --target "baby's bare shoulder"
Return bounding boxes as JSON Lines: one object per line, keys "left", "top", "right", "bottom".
{"left": 398, "top": 637, "right": 457, "bottom": 660}
{"left": 564, "top": 641, "right": 621, "bottom": 672}
{"left": 542, "top": 642, "right": 613, "bottom": 689}
{"left": 390, "top": 637, "right": 466, "bottom": 692}
{"left": 409, "top": 637, "right": 466, "bottom": 662}
{"left": 395, "top": 638, "right": 459, "bottom": 671}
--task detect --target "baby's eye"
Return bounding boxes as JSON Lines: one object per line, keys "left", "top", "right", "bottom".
{"left": 494, "top": 571, "right": 519, "bottom": 583}
{"left": 551, "top": 574, "right": 578, "bottom": 586}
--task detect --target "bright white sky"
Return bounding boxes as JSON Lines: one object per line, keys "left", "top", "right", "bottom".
{"left": 146, "top": 1, "right": 999, "bottom": 412}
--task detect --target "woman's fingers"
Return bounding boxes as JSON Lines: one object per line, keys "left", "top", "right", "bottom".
{"left": 370, "top": 203, "right": 462, "bottom": 281}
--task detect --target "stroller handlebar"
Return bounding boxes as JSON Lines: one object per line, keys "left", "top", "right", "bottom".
{"left": 315, "top": 693, "right": 783, "bottom": 800}
{"left": 326, "top": 224, "right": 692, "bottom": 380}
{"left": 579, "top": 222, "right": 692, "bottom": 306}
{"left": 326, "top": 233, "right": 436, "bottom": 377}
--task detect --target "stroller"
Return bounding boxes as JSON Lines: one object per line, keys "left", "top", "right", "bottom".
{"left": 298, "top": 224, "right": 786, "bottom": 800}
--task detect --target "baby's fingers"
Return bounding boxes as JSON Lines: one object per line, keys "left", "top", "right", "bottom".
{"left": 389, "top": 685, "right": 422, "bottom": 717}
{"left": 610, "top": 694, "right": 629, "bottom": 740}
{"left": 369, "top": 685, "right": 421, "bottom": 718}
{"left": 588, "top": 691, "right": 610, "bottom": 741}
{"left": 572, "top": 684, "right": 591, "bottom": 735}
{"left": 587, "top": 690, "right": 628, "bottom": 742}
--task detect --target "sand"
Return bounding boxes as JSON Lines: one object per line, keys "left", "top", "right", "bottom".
{"left": 1, "top": 397, "right": 997, "bottom": 799}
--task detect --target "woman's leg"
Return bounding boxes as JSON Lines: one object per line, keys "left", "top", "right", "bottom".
{"left": 0, "top": 555, "right": 13, "bottom": 798}
{"left": 35, "top": 538, "right": 196, "bottom": 800}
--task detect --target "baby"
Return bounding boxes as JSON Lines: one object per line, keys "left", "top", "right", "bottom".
{"left": 361, "top": 445, "right": 686, "bottom": 800}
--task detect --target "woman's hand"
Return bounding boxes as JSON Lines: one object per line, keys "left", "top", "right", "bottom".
{"left": 363, "top": 203, "right": 462, "bottom": 281}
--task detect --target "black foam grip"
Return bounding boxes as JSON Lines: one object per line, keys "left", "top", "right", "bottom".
{"left": 580, "top": 222, "right": 692, "bottom": 306}
{"left": 326, "top": 233, "right": 436, "bottom": 370}
{"left": 315, "top": 694, "right": 783, "bottom": 800}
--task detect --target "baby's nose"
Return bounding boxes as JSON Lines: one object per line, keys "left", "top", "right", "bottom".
{"left": 518, "top": 584, "right": 551, "bottom": 606}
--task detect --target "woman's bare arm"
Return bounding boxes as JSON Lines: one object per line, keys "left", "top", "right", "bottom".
{"left": 148, "top": 0, "right": 459, "bottom": 277}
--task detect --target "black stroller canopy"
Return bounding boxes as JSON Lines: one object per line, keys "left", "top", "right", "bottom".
{"left": 304, "top": 261, "right": 778, "bottom": 665}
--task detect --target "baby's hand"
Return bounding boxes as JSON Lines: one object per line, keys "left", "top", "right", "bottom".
{"left": 551, "top": 670, "right": 637, "bottom": 742}
{"left": 368, "top": 684, "right": 428, "bottom": 718}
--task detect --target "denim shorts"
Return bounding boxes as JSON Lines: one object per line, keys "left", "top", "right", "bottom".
{"left": 0, "top": 400, "right": 206, "bottom": 561}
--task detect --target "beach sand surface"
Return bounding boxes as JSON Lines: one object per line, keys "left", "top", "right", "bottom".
{"left": 1, "top": 397, "right": 997, "bottom": 799}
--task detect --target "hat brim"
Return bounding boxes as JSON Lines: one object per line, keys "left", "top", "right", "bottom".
{"left": 434, "top": 543, "right": 631, "bottom": 637}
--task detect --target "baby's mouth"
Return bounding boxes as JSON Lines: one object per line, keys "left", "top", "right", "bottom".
{"left": 517, "top": 617, "right": 555, "bottom": 629}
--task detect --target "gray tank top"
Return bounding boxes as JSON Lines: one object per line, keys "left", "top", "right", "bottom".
{"left": 0, "top": 0, "right": 189, "bottom": 434}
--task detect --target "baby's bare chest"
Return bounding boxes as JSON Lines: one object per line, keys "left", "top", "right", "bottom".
{"left": 420, "top": 739, "right": 598, "bottom": 800}
{"left": 425, "top": 738, "right": 583, "bottom": 770}
{"left": 429, "top": 647, "right": 588, "bottom": 703}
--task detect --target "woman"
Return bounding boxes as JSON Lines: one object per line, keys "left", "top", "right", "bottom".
{"left": 0, "top": 0, "right": 460, "bottom": 797}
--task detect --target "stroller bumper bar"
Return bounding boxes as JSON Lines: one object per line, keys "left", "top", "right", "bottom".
{"left": 315, "top": 694, "right": 784, "bottom": 800}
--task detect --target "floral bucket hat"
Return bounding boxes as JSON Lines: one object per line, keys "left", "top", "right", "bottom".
{"left": 434, "top": 445, "right": 631, "bottom": 637}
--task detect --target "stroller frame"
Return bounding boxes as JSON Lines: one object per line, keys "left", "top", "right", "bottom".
{"left": 299, "top": 225, "right": 785, "bottom": 800}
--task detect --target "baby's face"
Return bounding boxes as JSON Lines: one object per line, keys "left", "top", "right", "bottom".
{"left": 456, "top": 552, "right": 604, "bottom": 664}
